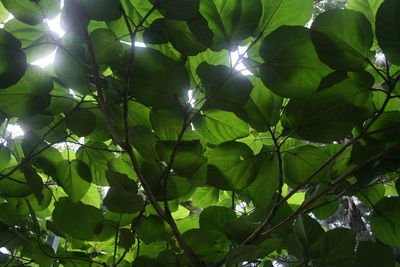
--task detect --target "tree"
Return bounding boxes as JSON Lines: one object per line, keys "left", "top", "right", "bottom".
{"left": 0, "top": 0, "right": 399, "bottom": 266}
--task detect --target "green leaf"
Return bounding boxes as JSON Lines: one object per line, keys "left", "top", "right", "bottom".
{"left": 1, "top": 0, "right": 60, "bottom": 25}
{"left": 199, "top": 206, "right": 235, "bottom": 236}
{"left": 282, "top": 71, "right": 375, "bottom": 143}
{"left": 309, "top": 228, "right": 356, "bottom": 265}
{"left": 66, "top": 110, "right": 96, "bottom": 137}
{"left": 356, "top": 183, "right": 385, "bottom": 208}
{"left": 150, "top": 109, "right": 198, "bottom": 141}
{"left": 76, "top": 142, "right": 113, "bottom": 185}
{"left": 104, "top": 189, "right": 144, "bottom": 214}
{"left": 207, "top": 141, "right": 258, "bottom": 190}
{"left": 22, "top": 132, "right": 64, "bottom": 178}
{"left": 155, "top": 0, "right": 199, "bottom": 20}
{"left": 356, "top": 241, "right": 395, "bottom": 267}
{"left": 366, "top": 111, "right": 400, "bottom": 142}
{"left": 193, "top": 109, "right": 249, "bottom": 144}
{"left": 0, "top": 2, "right": 8, "bottom": 23}
{"left": 141, "top": 162, "right": 193, "bottom": 201}
{"left": 191, "top": 187, "right": 219, "bottom": 208}
{"left": 199, "top": 0, "right": 262, "bottom": 50}
{"left": 197, "top": 63, "right": 252, "bottom": 112}
{"left": 311, "top": 9, "right": 373, "bottom": 71}
{"left": 90, "top": 28, "right": 122, "bottom": 65}
{"left": 234, "top": 76, "right": 283, "bottom": 131}
{"left": 285, "top": 214, "right": 325, "bottom": 260}
{"left": 129, "top": 126, "right": 160, "bottom": 164}
{"left": 32, "top": 243, "right": 55, "bottom": 267}
{"left": 242, "top": 153, "right": 279, "bottom": 208}
{"left": 4, "top": 19, "right": 56, "bottom": 63}
{"left": 54, "top": 32, "right": 90, "bottom": 94}
{"left": 156, "top": 141, "right": 203, "bottom": 176}
{"left": 135, "top": 215, "right": 166, "bottom": 244}
{"left": 306, "top": 185, "right": 339, "bottom": 220}
{"left": 128, "top": 101, "right": 152, "bottom": 129}
{"left": 56, "top": 160, "right": 92, "bottom": 203}
{"left": 347, "top": 0, "right": 383, "bottom": 38}
{"left": 113, "top": 47, "right": 189, "bottom": 109}
{"left": 0, "top": 29, "right": 27, "bottom": 89}
{"left": 376, "top": 0, "right": 400, "bottom": 65}
{"left": 0, "top": 168, "right": 31, "bottom": 198}
{"left": 163, "top": 18, "right": 211, "bottom": 56}
{"left": 182, "top": 228, "right": 219, "bottom": 255}
{"left": 52, "top": 197, "right": 103, "bottom": 240}
{"left": 118, "top": 228, "right": 135, "bottom": 250}
{"left": 371, "top": 197, "right": 400, "bottom": 246}
{"left": 22, "top": 165, "right": 44, "bottom": 202}
{"left": 103, "top": 171, "right": 143, "bottom": 214}
{"left": 80, "top": 184, "right": 101, "bottom": 208}
{"left": 259, "top": 0, "right": 313, "bottom": 35}
{"left": 0, "top": 146, "right": 11, "bottom": 171}
{"left": 108, "top": 157, "right": 137, "bottom": 180}
{"left": 143, "top": 18, "right": 169, "bottom": 44}
{"left": 259, "top": 26, "right": 331, "bottom": 98}
{"left": 294, "top": 214, "right": 324, "bottom": 248}
{"left": 75, "top": 0, "right": 122, "bottom": 21}
{"left": 283, "top": 144, "right": 331, "bottom": 186}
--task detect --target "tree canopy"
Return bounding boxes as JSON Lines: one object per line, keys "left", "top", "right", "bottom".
{"left": 0, "top": 0, "right": 400, "bottom": 266}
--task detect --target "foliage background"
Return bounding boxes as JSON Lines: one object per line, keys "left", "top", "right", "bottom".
{"left": 0, "top": 0, "right": 400, "bottom": 266}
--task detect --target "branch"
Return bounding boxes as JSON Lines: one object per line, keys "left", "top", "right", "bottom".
{"left": 240, "top": 124, "right": 284, "bottom": 245}
{"left": 70, "top": 0, "right": 123, "bottom": 147}
{"left": 259, "top": 142, "right": 400, "bottom": 240}
{"left": 112, "top": 214, "right": 122, "bottom": 265}
{"left": 212, "top": 64, "right": 397, "bottom": 266}
{"left": 0, "top": 134, "right": 72, "bottom": 183}
{"left": 116, "top": 5, "right": 205, "bottom": 266}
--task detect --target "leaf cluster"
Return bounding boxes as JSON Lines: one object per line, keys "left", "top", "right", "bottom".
{"left": 0, "top": 0, "right": 400, "bottom": 266}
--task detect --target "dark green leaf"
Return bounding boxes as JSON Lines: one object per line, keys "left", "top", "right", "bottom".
{"left": 311, "top": 9, "right": 373, "bottom": 71}
{"left": 283, "top": 144, "right": 331, "bottom": 186}
{"left": 52, "top": 197, "right": 103, "bottom": 240}
{"left": 164, "top": 18, "right": 210, "bottom": 56}
{"left": 135, "top": 215, "right": 166, "bottom": 244}
{"left": 182, "top": 228, "right": 219, "bottom": 255}
{"left": 4, "top": 19, "right": 56, "bottom": 63}
{"left": 199, "top": 0, "right": 262, "bottom": 50}
{"left": 75, "top": 0, "right": 122, "bottom": 21}
{"left": 356, "top": 241, "right": 395, "bottom": 267}
{"left": 234, "top": 76, "right": 283, "bottom": 131}
{"left": 113, "top": 47, "right": 189, "bottom": 109}
{"left": 0, "top": 29, "right": 27, "bottom": 89}
{"left": 376, "top": 0, "right": 400, "bottom": 65}
{"left": 242, "top": 153, "right": 279, "bottom": 209}
{"left": 76, "top": 142, "right": 113, "bottom": 185}
{"left": 66, "top": 110, "right": 96, "bottom": 137}
{"left": 309, "top": 228, "right": 356, "bottom": 265}
{"left": 282, "top": 71, "right": 375, "bottom": 143}
{"left": 347, "top": 0, "right": 383, "bottom": 38}
{"left": 371, "top": 197, "right": 400, "bottom": 246}
{"left": 199, "top": 206, "right": 235, "bottom": 236}
{"left": 193, "top": 109, "right": 249, "bottom": 144}
{"left": 259, "top": 0, "right": 313, "bottom": 35}
{"left": 54, "top": 32, "right": 90, "bottom": 94}
{"left": 0, "top": 168, "right": 31, "bottom": 197}
{"left": 259, "top": 26, "right": 331, "bottom": 98}
{"left": 118, "top": 228, "right": 135, "bottom": 250}
{"left": 155, "top": 0, "right": 199, "bottom": 20}
{"left": 56, "top": 160, "right": 92, "bottom": 203}
{"left": 1, "top": 0, "right": 60, "bottom": 25}
{"left": 207, "top": 141, "right": 258, "bottom": 190}
{"left": 90, "top": 28, "right": 122, "bottom": 65}
{"left": 197, "top": 63, "right": 252, "bottom": 112}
